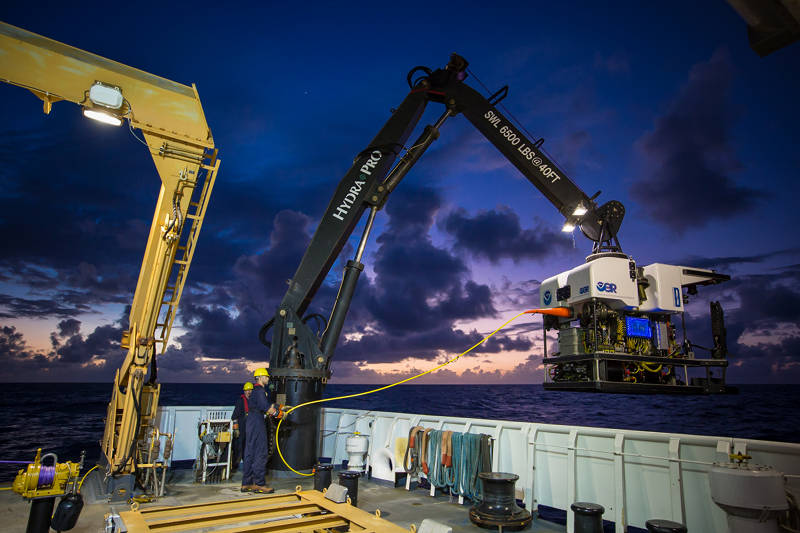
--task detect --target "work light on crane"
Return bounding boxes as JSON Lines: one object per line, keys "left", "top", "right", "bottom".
{"left": 82, "top": 82, "right": 124, "bottom": 126}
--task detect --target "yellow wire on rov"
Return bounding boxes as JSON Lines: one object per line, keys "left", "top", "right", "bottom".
{"left": 275, "top": 310, "right": 530, "bottom": 476}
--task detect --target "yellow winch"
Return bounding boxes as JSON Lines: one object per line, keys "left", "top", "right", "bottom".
{"left": 12, "top": 448, "right": 82, "bottom": 499}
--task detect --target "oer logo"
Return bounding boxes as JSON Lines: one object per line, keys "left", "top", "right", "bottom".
{"left": 597, "top": 282, "right": 617, "bottom": 293}
{"left": 543, "top": 290, "right": 552, "bottom": 305}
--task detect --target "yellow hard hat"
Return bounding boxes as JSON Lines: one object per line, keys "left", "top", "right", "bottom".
{"left": 254, "top": 368, "right": 269, "bottom": 378}
{"left": 243, "top": 382, "right": 253, "bottom": 391}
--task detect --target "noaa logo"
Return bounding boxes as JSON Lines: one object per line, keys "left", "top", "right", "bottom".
{"left": 579, "top": 285, "right": 589, "bottom": 295}
{"left": 543, "top": 290, "right": 552, "bottom": 305}
{"left": 597, "top": 282, "right": 617, "bottom": 293}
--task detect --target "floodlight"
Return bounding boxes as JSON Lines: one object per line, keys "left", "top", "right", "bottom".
{"left": 83, "top": 108, "right": 123, "bottom": 126}
{"left": 572, "top": 205, "right": 588, "bottom": 216}
{"left": 88, "top": 82, "right": 124, "bottom": 109}
{"left": 561, "top": 222, "right": 575, "bottom": 232}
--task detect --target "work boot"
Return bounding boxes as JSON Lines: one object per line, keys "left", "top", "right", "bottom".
{"left": 240, "top": 485, "right": 254, "bottom": 492}
{"left": 252, "top": 485, "right": 274, "bottom": 494}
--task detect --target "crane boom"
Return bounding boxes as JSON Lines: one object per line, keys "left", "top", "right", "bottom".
{"left": 261, "top": 54, "right": 624, "bottom": 473}
{"left": 0, "top": 21, "right": 220, "bottom": 490}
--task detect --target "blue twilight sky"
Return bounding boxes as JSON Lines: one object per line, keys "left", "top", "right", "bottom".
{"left": 1, "top": 1, "right": 798, "bottom": 383}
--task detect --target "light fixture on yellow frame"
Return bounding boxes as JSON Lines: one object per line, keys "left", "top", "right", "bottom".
{"left": 82, "top": 81, "right": 124, "bottom": 126}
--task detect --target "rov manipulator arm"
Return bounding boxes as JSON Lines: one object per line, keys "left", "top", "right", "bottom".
{"left": 260, "top": 54, "right": 624, "bottom": 472}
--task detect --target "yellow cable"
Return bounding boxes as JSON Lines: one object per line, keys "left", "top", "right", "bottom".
{"left": 641, "top": 362, "right": 662, "bottom": 373}
{"left": 275, "top": 310, "right": 530, "bottom": 476}
{"left": 78, "top": 465, "right": 99, "bottom": 491}
{"left": 0, "top": 487, "right": 12, "bottom": 491}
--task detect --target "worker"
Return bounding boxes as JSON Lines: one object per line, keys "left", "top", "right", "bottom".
{"left": 231, "top": 382, "right": 252, "bottom": 472}
{"left": 241, "top": 367, "right": 277, "bottom": 493}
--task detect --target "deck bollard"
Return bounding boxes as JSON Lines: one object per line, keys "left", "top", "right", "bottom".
{"left": 571, "top": 502, "right": 604, "bottom": 533}
{"left": 313, "top": 463, "right": 333, "bottom": 492}
{"left": 645, "top": 519, "right": 687, "bottom": 533}
{"left": 469, "top": 473, "right": 532, "bottom": 530}
{"left": 338, "top": 470, "right": 360, "bottom": 506}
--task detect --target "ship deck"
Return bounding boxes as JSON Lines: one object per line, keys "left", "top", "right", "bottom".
{"left": 2, "top": 469, "right": 564, "bottom": 532}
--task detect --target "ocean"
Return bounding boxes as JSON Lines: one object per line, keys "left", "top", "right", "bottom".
{"left": 1, "top": 383, "right": 799, "bottom": 482}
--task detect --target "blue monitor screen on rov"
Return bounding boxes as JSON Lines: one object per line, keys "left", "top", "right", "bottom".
{"left": 625, "top": 316, "right": 652, "bottom": 338}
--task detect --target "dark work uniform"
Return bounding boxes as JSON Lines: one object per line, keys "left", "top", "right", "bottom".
{"left": 242, "top": 383, "right": 272, "bottom": 487}
{"left": 231, "top": 393, "right": 249, "bottom": 470}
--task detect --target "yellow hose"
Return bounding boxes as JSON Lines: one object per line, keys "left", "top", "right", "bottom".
{"left": 78, "top": 465, "right": 99, "bottom": 492}
{"left": 640, "top": 362, "right": 662, "bottom": 373}
{"left": 275, "top": 310, "right": 530, "bottom": 476}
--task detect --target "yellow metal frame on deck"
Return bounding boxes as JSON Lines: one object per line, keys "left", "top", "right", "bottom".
{"left": 0, "top": 21, "right": 220, "bottom": 479}
{"left": 118, "top": 488, "right": 412, "bottom": 533}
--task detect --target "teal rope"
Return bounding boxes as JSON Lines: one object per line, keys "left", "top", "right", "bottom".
{"left": 423, "top": 430, "right": 488, "bottom": 502}
{"left": 447, "top": 432, "right": 463, "bottom": 494}
{"left": 426, "top": 430, "right": 445, "bottom": 487}
{"left": 457, "top": 433, "right": 484, "bottom": 501}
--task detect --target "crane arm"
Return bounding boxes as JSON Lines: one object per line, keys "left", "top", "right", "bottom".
{"left": 262, "top": 54, "right": 626, "bottom": 472}
{"left": 278, "top": 90, "right": 428, "bottom": 317}
{"left": 0, "top": 21, "right": 220, "bottom": 479}
{"left": 446, "top": 81, "right": 618, "bottom": 245}
{"left": 266, "top": 54, "right": 623, "bottom": 373}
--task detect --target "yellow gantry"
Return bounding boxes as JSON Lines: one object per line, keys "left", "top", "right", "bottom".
{"left": 0, "top": 21, "right": 220, "bottom": 478}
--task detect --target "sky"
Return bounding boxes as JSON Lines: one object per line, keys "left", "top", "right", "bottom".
{"left": 1, "top": 2, "right": 799, "bottom": 384}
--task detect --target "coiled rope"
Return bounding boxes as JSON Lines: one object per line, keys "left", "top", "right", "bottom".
{"left": 458, "top": 433, "right": 485, "bottom": 501}
{"left": 38, "top": 466, "right": 55, "bottom": 487}
{"left": 426, "top": 431, "right": 445, "bottom": 487}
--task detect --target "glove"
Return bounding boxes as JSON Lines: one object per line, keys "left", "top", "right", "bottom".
{"left": 233, "top": 429, "right": 240, "bottom": 438}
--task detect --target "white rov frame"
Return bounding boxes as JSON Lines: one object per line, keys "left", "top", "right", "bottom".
{"left": 319, "top": 408, "right": 800, "bottom": 533}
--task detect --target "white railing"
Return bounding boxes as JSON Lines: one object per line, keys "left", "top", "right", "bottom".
{"left": 319, "top": 407, "right": 800, "bottom": 533}
{"left": 157, "top": 405, "right": 800, "bottom": 532}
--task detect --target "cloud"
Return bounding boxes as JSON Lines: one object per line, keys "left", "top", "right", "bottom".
{"left": 492, "top": 277, "right": 542, "bottom": 310}
{"left": 0, "top": 325, "right": 49, "bottom": 366}
{"left": 441, "top": 206, "right": 572, "bottom": 263}
{"left": 57, "top": 318, "right": 81, "bottom": 337}
{"left": 130, "top": 185, "right": 528, "bottom": 374}
{"left": 328, "top": 349, "right": 546, "bottom": 385}
{"left": 153, "top": 209, "right": 330, "bottom": 366}
{"left": 631, "top": 49, "right": 764, "bottom": 232}
{"left": 0, "top": 260, "right": 135, "bottom": 320}
{"left": 163, "top": 184, "right": 515, "bottom": 372}
{"left": 0, "top": 294, "right": 90, "bottom": 319}
{"left": 676, "top": 248, "right": 800, "bottom": 270}
{"left": 357, "top": 186, "right": 497, "bottom": 336}
{"left": 680, "top": 263, "right": 800, "bottom": 382}
{"left": 56, "top": 323, "right": 123, "bottom": 364}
